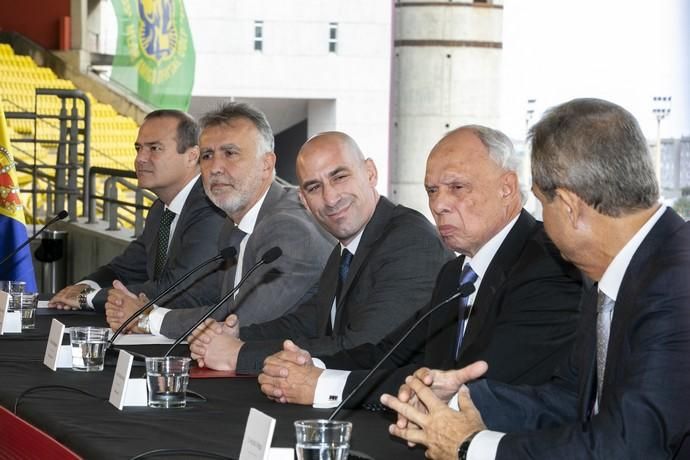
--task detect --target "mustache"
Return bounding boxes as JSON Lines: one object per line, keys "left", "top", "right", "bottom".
{"left": 206, "top": 177, "right": 237, "bottom": 191}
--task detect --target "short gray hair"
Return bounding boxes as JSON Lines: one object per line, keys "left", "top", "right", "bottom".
{"left": 529, "top": 98, "right": 658, "bottom": 217}
{"left": 199, "top": 102, "right": 275, "bottom": 156}
{"left": 458, "top": 124, "right": 520, "bottom": 173}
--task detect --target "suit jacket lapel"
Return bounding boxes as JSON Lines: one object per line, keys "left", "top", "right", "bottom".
{"left": 145, "top": 199, "right": 165, "bottom": 279}
{"left": 165, "top": 177, "right": 202, "bottom": 267}
{"left": 318, "top": 247, "right": 341, "bottom": 333}
{"left": 332, "top": 197, "right": 396, "bottom": 331}
{"left": 577, "top": 283, "right": 599, "bottom": 421}
{"left": 458, "top": 210, "right": 538, "bottom": 359}
{"left": 433, "top": 256, "right": 466, "bottom": 369}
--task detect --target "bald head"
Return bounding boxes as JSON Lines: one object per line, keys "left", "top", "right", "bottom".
{"left": 297, "top": 131, "right": 364, "bottom": 182}
{"left": 295, "top": 131, "right": 379, "bottom": 245}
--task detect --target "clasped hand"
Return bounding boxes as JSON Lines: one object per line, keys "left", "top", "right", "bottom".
{"left": 379, "top": 361, "right": 489, "bottom": 460}
{"left": 104, "top": 280, "right": 148, "bottom": 332}
{"left": 188, "top": 314, "right": 243, "bottom": 371}
{"left": 257, "top": 340, "right": 322, "bottom": 404}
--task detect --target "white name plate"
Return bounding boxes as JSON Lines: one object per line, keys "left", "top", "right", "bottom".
{"left": 109, "top": 350, "right": 147, "bottom": 410}
{"left": 240, "top": 408, "right": 279, "bottom": 460}
{"left": 43, "top": 319, "right": 72, "bottom": 370}
{"left": 0, "top": 291, "right": 21, "bottom": 334}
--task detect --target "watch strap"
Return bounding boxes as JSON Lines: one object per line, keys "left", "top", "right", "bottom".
{"left": 458, "top": 431, "right": 480, "bottom": 460}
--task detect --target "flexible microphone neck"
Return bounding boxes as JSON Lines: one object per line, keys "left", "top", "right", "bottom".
{"left": 327, "top": 281, "right": 476, "bottom": 421}
{"left": 108, "top": 246, "right": 237, "bottom": 347}
{"left": 0, "top": 210, "right": 68, "bottom": 267}
{"left": 162, "top": 247, "right": 282, "bottom": 357}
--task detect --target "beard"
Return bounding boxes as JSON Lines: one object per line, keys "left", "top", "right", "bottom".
{"left": 204, "top": 169, "right": 264, "bottom": 217}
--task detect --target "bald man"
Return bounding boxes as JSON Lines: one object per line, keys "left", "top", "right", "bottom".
{"left": 189, "top": 132, "right": 453, "bottom": 374}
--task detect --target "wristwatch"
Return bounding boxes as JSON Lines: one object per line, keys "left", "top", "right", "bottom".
{"left": 457, "top": 431, "right": 480, "bottom": 460}
{"left": 78, "top": 286, "right": 95, "bottom": 310}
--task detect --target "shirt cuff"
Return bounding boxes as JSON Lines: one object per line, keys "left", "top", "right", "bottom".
{"left": 449, "top": 392, "right": 459, "bottom": 410}
{"left": 312, "top": 357, "right": 326, "bottom": 369}
{"left": 313, "top": 369, "right": 351, "bottom": 409}
{"left": 467, "top": 431, "right": 504, "bottom": 460}
{"left": 148, "top": 306, "right": 171, "bottom": 336}
{"left": 85, "top": 288, "right": 100, "bottom": 309}
{"left": 79, "top": 279, "right": 101, "bottom": 290}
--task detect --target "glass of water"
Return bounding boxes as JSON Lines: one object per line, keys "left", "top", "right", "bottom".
{"left": 145, "top": 356, "right": 191, "bottom": 408}
{"left": 69, "top": 327, "right": 109, "bottom": 371}
{"left": 17, "top": 292, "right": 38, "bottom": 330}
{"left": 294, "top": 419, "right": 352, "bottom": 460}
{"left": 0, "top": 281, "right": 27, "bottom": 311}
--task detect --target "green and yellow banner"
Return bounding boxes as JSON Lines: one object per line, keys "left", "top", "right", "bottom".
{"left": 111, "top": 0, "right": 195, "bottom": 110}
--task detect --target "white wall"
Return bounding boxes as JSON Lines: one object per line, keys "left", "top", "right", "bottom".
{"left": 185, "top": 0, "right": 393, "bottom": 192}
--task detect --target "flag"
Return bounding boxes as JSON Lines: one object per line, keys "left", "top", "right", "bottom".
{"left": 110, "top": 0, "right": 196, "bottom": 110}
{"left": 0, "top": 102, "right": 37, "bottom": 291}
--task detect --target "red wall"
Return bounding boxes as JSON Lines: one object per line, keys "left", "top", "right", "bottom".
{"left": 0, "top": 0, "right": 70, "bottom": 50}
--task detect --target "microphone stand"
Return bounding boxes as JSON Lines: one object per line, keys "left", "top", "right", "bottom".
{"left": 328, "top": 282, "right": 476, "bottom": 421}
{"left": 108, "top": 247, "right": 237, "bottom": 348}
{"left": 162, "top": 247, "right": 282, "bottom": 357}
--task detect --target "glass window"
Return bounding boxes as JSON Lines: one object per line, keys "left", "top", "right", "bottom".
{"left": 254, "top": 20, "right": 263, "bottom": 52}
{"left": 328, "top": 22, "right": 338, "bottom": 53}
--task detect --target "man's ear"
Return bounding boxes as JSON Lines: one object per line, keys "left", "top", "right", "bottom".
{"left": 262, "top": 151, "right": 277, "bottom": 177}
{"left": 500, "top": 171, "right": 518, "bottom": 200}
{"left": 554, "top": 188, "right": 582, "bottom": 227}
{"left": 364, "top": 158, "right": 378, "bottom": 187}
{"left": 187, "top": 146, "right": 200, "bottom": 166}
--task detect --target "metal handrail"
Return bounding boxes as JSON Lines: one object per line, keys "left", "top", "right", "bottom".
{"left": 88, "top": 166, "right": 153, "bottom": 236}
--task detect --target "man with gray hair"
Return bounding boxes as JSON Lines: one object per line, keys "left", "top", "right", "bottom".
{"left": 381, "top": 99, "right": 690, "bottom": 460}
{"left": 256, "top": 125, "right": 583, "bottom": 409}
{"left": 105, "top": 102, "right": 334, "bottom": 337}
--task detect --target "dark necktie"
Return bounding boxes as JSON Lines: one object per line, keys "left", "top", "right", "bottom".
{"left": 327, "top": 249, "right": 353, "bottom": 335}
{"left": 595, "top": 290, "right": 615, "bottom": 412}
{"left": 337, "top": 249, "right": 353, "bottom": 302}
{"left": 154, "top": 208, "right": 176, "bottom": 279}
{"left": 454, "top": 264, "right": 479, "bottom": 360}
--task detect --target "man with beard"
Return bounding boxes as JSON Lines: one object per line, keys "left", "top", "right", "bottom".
{"left": 104, "top": 102, "right": 334, "bottom": 337}
{"left": 49, "top": 110, "right": 227, "bottom": 312}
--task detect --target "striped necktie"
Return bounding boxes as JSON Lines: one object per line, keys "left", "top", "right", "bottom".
{"left": 454, "top": 264, "right": 479, "bottom": 360}
{"left": 154, "top": 208, "right": 176, "bottom": 279}
{"left": 595, "top": 290, "right": 615, "bottom": 412}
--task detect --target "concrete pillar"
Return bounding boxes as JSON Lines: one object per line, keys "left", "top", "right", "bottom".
{"left": 391, "top": 0, "right": 503, "bottom": 217}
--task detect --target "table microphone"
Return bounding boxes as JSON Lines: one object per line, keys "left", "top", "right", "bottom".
{"left": 108, "top": 246, "right": 238, "bottom": 347}
{"left": 0, "top": 210, "right": 68, "bottom": 267}
{"left": 162, "top": 246, "right": 283, "bottom": 357}
{"left": 327, "top": 281, "right": 476, "bottom": 421}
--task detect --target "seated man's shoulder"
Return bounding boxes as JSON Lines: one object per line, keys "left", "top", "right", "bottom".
{"left": 379, "top": 202, "right": 449, "bottom": 249}
{"left": 520, "top": 222, "right": 581, "bottom": 281}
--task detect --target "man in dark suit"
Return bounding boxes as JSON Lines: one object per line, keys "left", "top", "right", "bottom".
{"left": 381, "top": 99, "right": 690, "bottom": 460}
{"left": 188, "top": 131, "right": 452, "bottom": 373}
{"left": 255, "top": 125, "right": 582, "bottom": 409}
{"left": 105, "top": 103, "right": 334, "bottom": 337}
{"left": 48, "top": 110, "right": 226, "bottom": 312}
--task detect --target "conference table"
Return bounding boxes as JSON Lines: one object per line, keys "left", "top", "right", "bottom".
{"left": 0, "top": 311, "right": 426, "bottom": 459}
